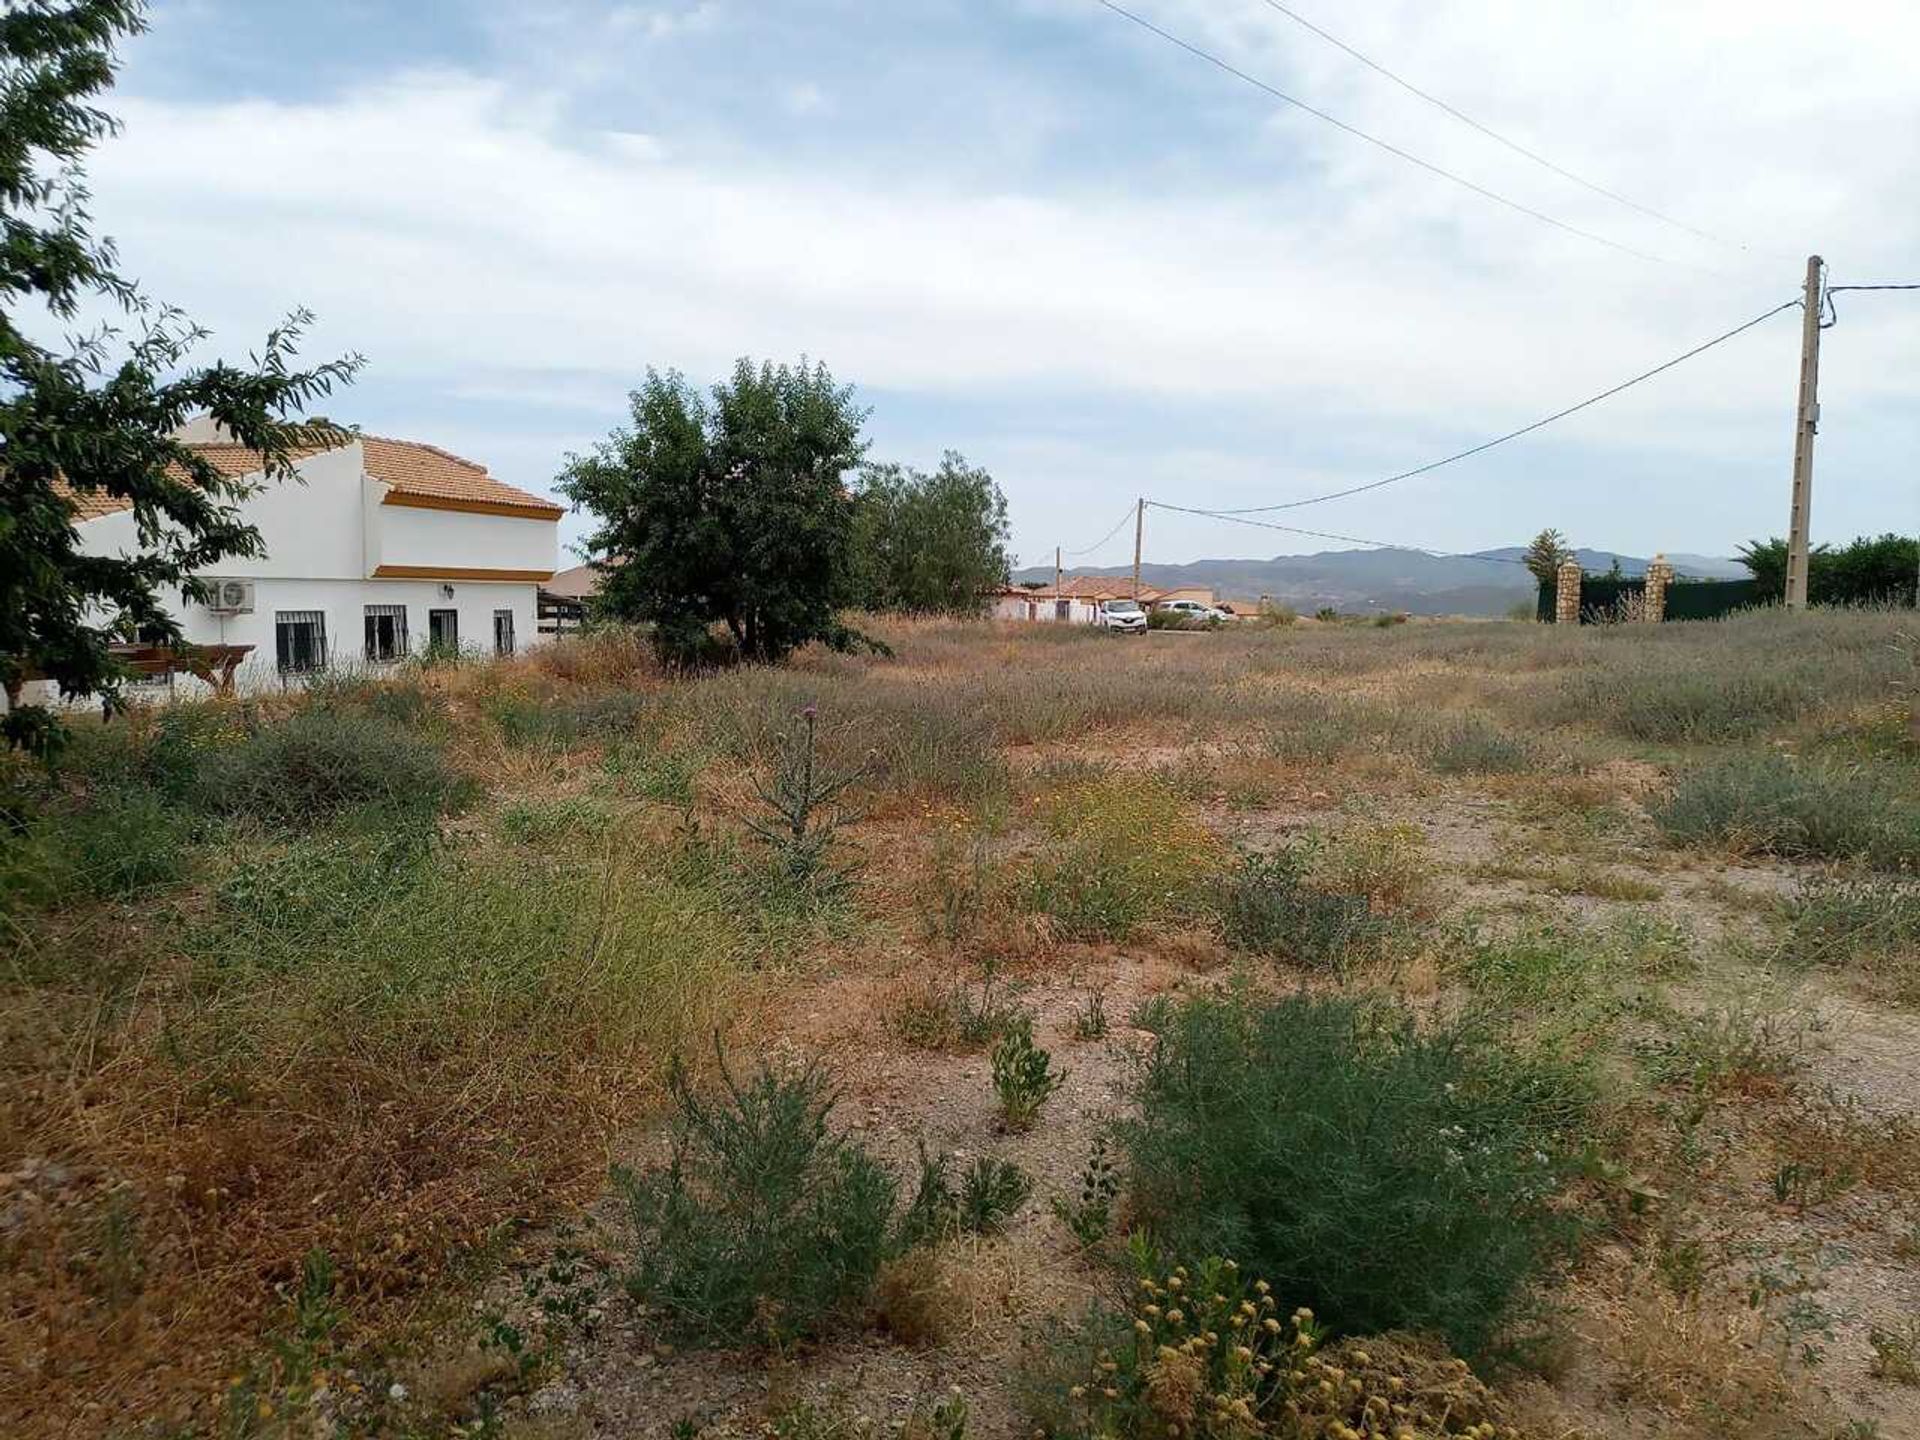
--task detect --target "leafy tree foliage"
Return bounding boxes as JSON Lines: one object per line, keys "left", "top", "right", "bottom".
{"left": 559, "top": 358, "right": 873, "bottom": 665}
{"left": 1739, "top": 534, "right": 1918, "bottom": 608}
{"left": 1521, "top": 528, "right": 1572, "bottom": 587}
{"left": 1, "top": 0, "right": 359, "bottom": 756}
{"left": 850, "top": 451, "right": 1012, "bottom": 613}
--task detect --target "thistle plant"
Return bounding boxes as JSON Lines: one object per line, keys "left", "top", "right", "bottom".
{"left": 991, "top": 1017, "right": 1065, "bottom": 1131}
{"left": 745, "top": 703, "right": 866, "bottom": 888}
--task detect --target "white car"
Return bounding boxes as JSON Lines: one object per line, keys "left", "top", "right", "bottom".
{"left": 1155, "top": 599, "right": 1229, "bottom": 625}
{"left": 1097, "top": 599, "right": 1148, "bottom": 633}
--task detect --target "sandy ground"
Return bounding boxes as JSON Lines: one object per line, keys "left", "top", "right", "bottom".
{"left": 471, "top": 783, "right": 1920, "bottom": 1440}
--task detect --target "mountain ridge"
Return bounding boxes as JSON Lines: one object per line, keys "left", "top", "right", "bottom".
{"left": 1010, "top": 546, "right": 1748, "bottom": 616}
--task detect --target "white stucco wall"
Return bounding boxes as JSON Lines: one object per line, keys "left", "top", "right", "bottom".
{"left": 27, "top": 440, "right": 558, "bottom": 703}
{"left": 368, "top": 497, "right": 556, "bottom": 575}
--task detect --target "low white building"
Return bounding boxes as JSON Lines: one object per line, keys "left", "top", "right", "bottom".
{"left": 54, "top": 427, "right": 562, "bottom": 695}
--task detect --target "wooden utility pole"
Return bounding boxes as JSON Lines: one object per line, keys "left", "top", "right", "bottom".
{"left": 1785, "top": 254, "right": 1824, "bottom": 610}
{"left": 1131, "top": 498, "right": 1144, "bottom": 599}
{"left": 1054, "top": 545, "right": 1062, "bottom": 597}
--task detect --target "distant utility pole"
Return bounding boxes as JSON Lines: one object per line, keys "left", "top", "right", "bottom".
{"left": 1785, "top": 254, "right": 1824, "bottom": 610}
{"left": 1054, "top": 546, "right": 1062, "bottom": 603}
{"left": 1132, "top": 497, "right": 1144, "bottom": 599}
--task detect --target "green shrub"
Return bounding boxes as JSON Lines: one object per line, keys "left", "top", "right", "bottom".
{"left": 613, "top": 1058, "right": 896, "bottom": 1346}
{"left": 1782, "top": 873, "right": 1920, "bottom": 1003}
{"left": 1218, "top": 849, "right": 1398, "bottom": 970}
{"left": 500, "top": 795, "right": 613, "bottom": 845}
{"left": 1652, "top": 753, "right": 1920, "bottom": 867}
{"left": 1023, "top": 777, "right": 1220, "bottom": 941}
{"left": 0, "top": 787, "right": 194, "bottom": 910}
{"left": 193, "top": 710, "right": 471, "bottom": 829}
{"left": 1426, "top": 715, "right": 1534, "bottom": 775}
{"left": 991, "top": 1016, "right": 1065, "bottom": 1131}
{"left": 1119, "top": 991, "right": 1585, "bottom": 1355}
{"left": 60, "top": 788, "right": 194, "bottom": 898}
{"left": 898, "top": 1144, "right": 1031, "bottom": 1246}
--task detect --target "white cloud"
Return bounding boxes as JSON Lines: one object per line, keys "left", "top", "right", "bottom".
{"left": 783, "top": 81, "right": 829, "bottom": 117}
{"left": 85, "top": 1, "right": 1920, "bottom": 560}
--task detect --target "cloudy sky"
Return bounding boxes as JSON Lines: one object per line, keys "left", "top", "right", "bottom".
{"left": 88, "top": 0, "right": 1919, "bottom": 568}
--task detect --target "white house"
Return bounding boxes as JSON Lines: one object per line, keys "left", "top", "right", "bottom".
{"left": 53, "top": 426, "right": 562, "bottom": 695}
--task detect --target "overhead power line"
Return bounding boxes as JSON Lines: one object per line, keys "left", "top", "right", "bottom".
{"left": 1253, "top": 0, "right": 1740, "bottom": 250}
{"left": 1092, "top": 0, "right": 1668, "bottom": 265}
{"left": 1065, "top": 502, "right": 1141, "bottom": 556}
{"left": 1210, "top": 297, "right": 1802, "bottom": 515}
{"left": 1147, "top": 500, "right": 1531, "bottom": 566}
{"left": 1823, "top": 280, "right": 1920, "bottom": 327}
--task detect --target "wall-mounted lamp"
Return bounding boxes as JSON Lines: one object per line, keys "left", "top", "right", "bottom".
{"left": 438, "top": 584, "right": 455, "bottom": 601}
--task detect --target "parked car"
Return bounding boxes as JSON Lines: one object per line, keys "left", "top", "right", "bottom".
{"left": 1098, "top": 599, "right": 1148, "bottom": 634}
{"left": 1154, "top": 599, "right": 1230, "bottom": 625}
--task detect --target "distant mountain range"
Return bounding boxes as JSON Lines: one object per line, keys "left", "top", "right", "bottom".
{"left": 1011, "top": 547, "right": 1748, "bottom": 617}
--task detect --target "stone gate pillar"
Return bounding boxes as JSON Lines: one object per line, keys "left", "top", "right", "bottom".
{"left": 1554, "top": 558, "right": 1582, "bottom": 625}
{"left": 1644, "top": 555, "right": 1674, "bottom": 623}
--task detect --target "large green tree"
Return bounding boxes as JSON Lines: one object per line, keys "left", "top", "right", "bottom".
{"left": 558, "top": 358, "right": 871, "bottom": 665}
{"left": 850, "top": 451, "right": 1012, "bottom": 614}
{"left": 1, "top": 0, "right": 360, "bottom": 755}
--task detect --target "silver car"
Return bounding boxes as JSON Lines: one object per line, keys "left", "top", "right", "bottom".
{"left": 1099, "top": 599, "right": 1148, "bottom": 633}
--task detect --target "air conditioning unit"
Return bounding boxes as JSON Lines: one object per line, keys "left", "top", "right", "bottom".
{"left": 206, "top": 578, "right": 255, "bottom": 615}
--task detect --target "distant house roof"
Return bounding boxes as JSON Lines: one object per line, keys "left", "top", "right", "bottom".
{"left": 61, "top": 434, "right": 564, "bottom": 523}
{"left": 544, "top": 563, "right": 603, "bottom": 600}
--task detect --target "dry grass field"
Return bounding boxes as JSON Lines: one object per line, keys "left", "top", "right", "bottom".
{"left": 5, "top": 608, "right": 1920, "bottom": 1440}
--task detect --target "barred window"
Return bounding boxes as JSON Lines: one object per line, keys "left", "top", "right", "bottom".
{"left": 275, "top": 611, "right": 327, "bottom": 672}
{"left": 364, "top": 604, "right": 409, "bottom": 662}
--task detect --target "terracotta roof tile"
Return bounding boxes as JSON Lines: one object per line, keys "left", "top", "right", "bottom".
{"left": 358, "top": 436, "right": 563, "bottom": 518}
{"left": 61, "top": 435, "right": 563, "bottom": 522}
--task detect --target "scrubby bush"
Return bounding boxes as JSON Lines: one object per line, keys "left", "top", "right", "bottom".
{"left": 614, "top": 1059, "right": 897, "bottom": 1346}
{"left": 898, "top": 1144, "right": 1032, "bottom": 1246}
{"left": 1427, "top": 714, "right": 1534, "bottom": 775}
{"left": 1782, "top": 873, "right": 1920, "bottom": 1003}
{"left": 1023, "top": 777, "right": 1220, "bottom": 940}
{"left": 193, "top": 710, "right": 471, "bottom": 828}
{"left": 486, "top": 687, "right": 650, "bottom": 748}
{"left": 1541, "top": 663, "right": 1817, "bottom": 744}
{"left": 1218, "top": 849, "right": 1399, "bottom": 970}
{"left": 1120, "top": 992, "right": 1585, "bottom": 1355}
{"left": 1258, "top": 691, "right": 1375, "bottom": 764}
{"left": 1652, "top": 753, "right": 1920, "bottom": 867}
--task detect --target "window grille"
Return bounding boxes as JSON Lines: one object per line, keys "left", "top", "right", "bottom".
{"left": 275, "top": 611, "right": 327, "bottom": 672}
{"left": 364, "top": 604, "right": 409, "bottom": 662}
